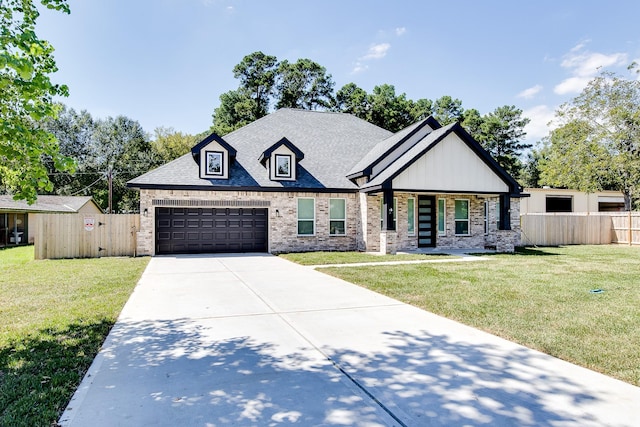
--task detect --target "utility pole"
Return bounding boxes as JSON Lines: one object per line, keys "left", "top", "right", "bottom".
{"left": 107, "top": 168, "right": 113, "bottom": 214}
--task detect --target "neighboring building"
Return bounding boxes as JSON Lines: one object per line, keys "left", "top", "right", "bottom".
{"left": 0, "top": 195, "right": 102, "bottom": 246}
{"left": 128, "top": 109, "right": 524, "bottom": 255}
{"left": 520, "top": 188, "right": 626, "bottom": 214}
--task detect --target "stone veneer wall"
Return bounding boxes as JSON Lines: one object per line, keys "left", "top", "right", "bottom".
{"left": 138, "top": 189, "right": 360, "bottom": 255}
{"left": 137, "top": 189, "right": 521, "bottom": 255}
{"left": 361, "top": 193, "right": 521, "bottom": 253}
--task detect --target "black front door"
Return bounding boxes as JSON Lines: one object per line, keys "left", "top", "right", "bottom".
{"left": 418, "top": 196, "right": 436, "bottom": 248}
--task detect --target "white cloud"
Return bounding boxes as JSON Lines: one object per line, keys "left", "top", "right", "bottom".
{"left": 522, "top": 105, "right": 557, "bottom": 141}
{"left": 350, "top": 62, "right": 368, "bottom": 75}
{"left": 553, "top": 76, "right": 593, "bottom": 95}
{"left": 554, "top": 43, "right": 628, "bottom": 95}
{"left": 360, "top": 43, "right": 391, "bottom": 60}
{"left": 517, "top": 84, "right": 543, "bottom": 99}
{"left": 395, "top": 27, "right": 406, "bottom": 36}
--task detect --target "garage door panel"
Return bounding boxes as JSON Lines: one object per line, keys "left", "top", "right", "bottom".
{"left": 156, "top": 207, "right": 268, "bottom": 254}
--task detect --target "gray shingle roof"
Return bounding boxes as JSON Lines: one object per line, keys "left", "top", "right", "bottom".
{"left": 360, "top": 123, "right": 457, "bottom": 190}
{"left": 128, "top": 109, "right": 392, "bottom": 190}
{"left": 0, "top": 195, "right": 98, "bottom": 212}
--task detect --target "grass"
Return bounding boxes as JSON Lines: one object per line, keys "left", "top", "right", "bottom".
{"left": 279, "top": 251, "right": 455, "bottom": 265}
{"left": 293, "top": 246, "right": 640, "bottom": 386}
{"left": 0, "top": 246, "right": 149, "bottom": 427}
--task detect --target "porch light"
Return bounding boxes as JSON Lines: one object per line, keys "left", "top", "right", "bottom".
{"left": 143, "top": 208, "right": 148, "bottom": 217}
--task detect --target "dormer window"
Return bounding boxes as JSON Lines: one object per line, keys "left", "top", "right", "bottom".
{"left": 191, "top": 133, "right": 237, "bottom": 180}
{"left": 274, "top": 154, "right": 291, "bottom": 178}
{"left": 259, "top": 137, "right": 304, "bottom": 182}
{"left": 206, "top": 151, "right": 224, "bottom": 176}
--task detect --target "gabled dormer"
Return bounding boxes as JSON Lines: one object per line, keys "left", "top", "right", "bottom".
{"left": 258, "top": 137, "right": 304, "bottom": 181}
{"left": 191, "top": 133, "right": 237, "bottom": 180}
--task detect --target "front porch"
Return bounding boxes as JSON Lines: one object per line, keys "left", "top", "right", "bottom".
{"left": 360, "top": 192, "right": 521, "bottom": 255}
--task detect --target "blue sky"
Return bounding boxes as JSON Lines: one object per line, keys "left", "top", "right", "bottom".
{"left": 38, "top": 0, "right": 640, "bottom": 146}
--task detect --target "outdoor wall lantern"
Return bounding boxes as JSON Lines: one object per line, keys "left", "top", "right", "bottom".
{"left": 143, "top": 208, "right": 148, "bottom": 217}
{"left": 275, "top": 209, "right": 281, "bottom": 217}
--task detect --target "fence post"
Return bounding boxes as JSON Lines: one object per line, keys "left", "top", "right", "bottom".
{"left": 629, "top": 210, "right": 633, "bottom": 246}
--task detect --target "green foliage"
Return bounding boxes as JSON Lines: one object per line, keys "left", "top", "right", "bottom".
{"left": 0, "top": 0, "right": 73, "bottom": 203}
{"left": 232, "top": 51, "right": 277, "bottom": 119}
{"left": 210, "top": 89, "right": 258, "bottom": 135}
{"left": 0, "top": 246, "right": 149, "bottom": 426}
{"left": 540, "top": 70, "right": 640, "bottom": 209}
{"left": 151, "top": 127, "right": 197, "bottom": 162}
{"left": 432, "top": 95, "right": 463, "bottom": 125}
{"left": 366, "top": 84, "right": 415, "bottom": 132}
{"left": 275, "top": 58, "right": 335, "bottom": 110}
{"left": 475, "top": 105, "right": 531, "bottom": 178}
{"left": 43, "top": 106, "right": 154, "bottom": 212}
{"left": 519, "top": 149, "right": 543, "bottom": 188}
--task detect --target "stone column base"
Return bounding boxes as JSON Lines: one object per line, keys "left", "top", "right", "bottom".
{"left": 380, "top": 231, "right": 397, "bottom": 255}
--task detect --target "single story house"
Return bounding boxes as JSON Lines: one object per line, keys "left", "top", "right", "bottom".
{"left": 128, "top": 109, "right": 524, "bottom": 255}
{"left": 0, "top": 195, "right": 102, "bottom": 246}
{"left": 520, "top": 187, "right": 626, "bottom": 214}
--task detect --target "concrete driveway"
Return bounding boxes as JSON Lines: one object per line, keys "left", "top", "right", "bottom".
{"left": 60, "top": 254, "right": 640, "bottom": 426}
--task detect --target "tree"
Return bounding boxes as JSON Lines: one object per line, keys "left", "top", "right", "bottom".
{"left": 232, "top": 51, "right": 277, "bottom": 119}
{"left": 151, "top": 127, "right": 197, "bottom": 162}
{"left": 42, "top": 105, "right": 96, "bottom": 196}
{"left": 211, "top": 89, "right": 257, "bottom": 135}
{"left": 520, "top": 148, "right": 543, "bottom": 188}
{"left": 0, "top": 0, "right": 74, "bottom": 202}
{"left": 476, "top": 105, "right": 531, "bottom": 178}
{"left": 540, "top": 69, "right": 640, "bottom": 210}
{"left": 432, "top": 96, "right": 464, "bottom": 125}
{"left": 334, "top": 82, "right": 369, "bottom": 118}
{"left": 44, "top": 107, "right": 153, "bottom": 213}
{"left": 274, "top": 58, "right": 335, "bottom": 110}
{"left": 366, "top": 84, "right": 414, "bottom": 132}
{"left": 90, "top": 116, "right": 152, "bottom": 213}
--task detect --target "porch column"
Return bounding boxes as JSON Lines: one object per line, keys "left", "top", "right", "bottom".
{"left": 380, "top": 188, "right": 397, "bottom": 254}
{"left": 499, "top": 194, "right": 511, "bottom": 230}
{"left": 382, "top": 188, "right": 395, "bottom": 231}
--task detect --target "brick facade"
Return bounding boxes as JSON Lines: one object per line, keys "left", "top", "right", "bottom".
{"left": 137, "top": 188, "right": 520, "bottom": 255}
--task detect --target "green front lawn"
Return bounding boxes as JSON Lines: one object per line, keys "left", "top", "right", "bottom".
{"left": 279, "top": 251, "right": 455, "bottom": 265}
{"left": 294, "top": 246, "right": 640, "bottom": 386}
{"left": 0, "top": 246, "right": 149, "bottom": 427}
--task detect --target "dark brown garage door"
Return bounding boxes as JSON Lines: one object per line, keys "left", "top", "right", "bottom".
{"left": 155, "top": 207, "right": 267, "bottom": 254}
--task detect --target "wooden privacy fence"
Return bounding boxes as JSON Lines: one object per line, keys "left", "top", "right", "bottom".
{"left": 35, "top": 214, "right": 139, "bottom": 260}
{"left": 520, "top": 213, "right": 640, "bottom": 246}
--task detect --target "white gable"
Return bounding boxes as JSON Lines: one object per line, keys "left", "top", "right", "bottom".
{"left": 392, "top": 133, "right": 509, "bottom": 193}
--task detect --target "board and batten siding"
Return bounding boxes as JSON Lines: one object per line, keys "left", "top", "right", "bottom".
{"left": 391, "top": 133, "right": 509, "bottom": 193}
{"left": 35, "top": 213, "right": 139, "bottom": 259}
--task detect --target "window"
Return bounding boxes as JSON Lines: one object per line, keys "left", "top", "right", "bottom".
{"left": 274, "top": 154, "right": 291, "bottom": 178}
{"left": 380, "top": 197, "right": 397, "bottom": 229}
{"left": 496, "top": 200, "right": 501, "bottom": 230}
{"left": 484, "top": 201, "right": 489, "bottom": 235}
{"left": 407, "top": 198, "right": 415, "bottom": 235}
{"left": 454, "top": 199, "right": 470, "bottom": 235}
{"left": 297, "top": 198, "right": 315, "bottom": 235}
{"left": 329, "top": 198, "right": 346, "bottom": 235}
{"left": 206, "top": 151, "right": 223, "bottom": 176}
{"left": 546, "top": 196, "right": 572, "bottom": 213}
{"left": 437, "top": 198, "right": 446, "bottom": 235}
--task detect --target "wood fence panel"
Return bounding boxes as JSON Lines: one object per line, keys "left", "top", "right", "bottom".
{"left": 35, "top": 214, "right": 139, "bottom": 259}
{"left": 520, "top": 213, "right": 613, "bottom": 246}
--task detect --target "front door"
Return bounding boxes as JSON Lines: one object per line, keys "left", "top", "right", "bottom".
{"left": 418, "top": 196, "right": 436, "bottom": 248}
